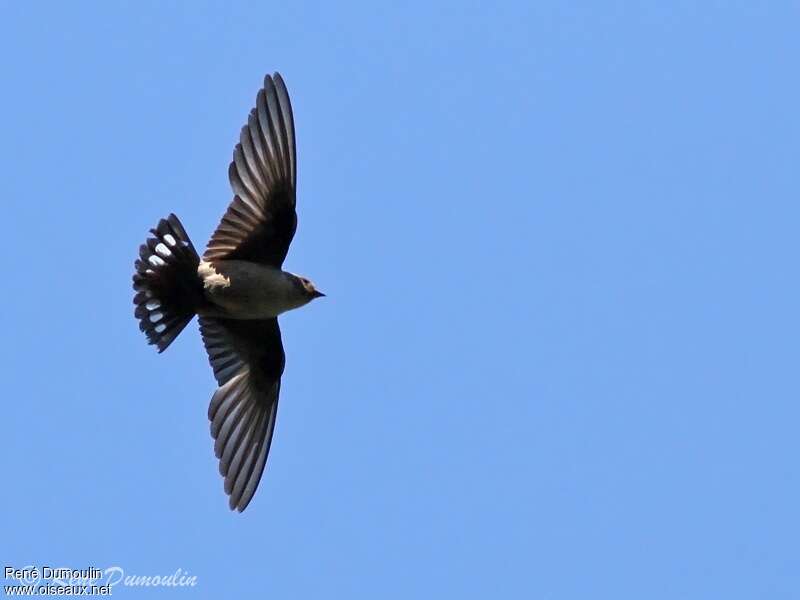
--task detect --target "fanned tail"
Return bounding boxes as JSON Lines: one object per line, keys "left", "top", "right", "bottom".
{"left": 132, "top": 214, "right": 202, "bottom": 352}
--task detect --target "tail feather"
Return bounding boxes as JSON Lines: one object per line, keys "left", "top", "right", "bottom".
{"left": 133, "top": 214, "right": 202, "bottom": 352}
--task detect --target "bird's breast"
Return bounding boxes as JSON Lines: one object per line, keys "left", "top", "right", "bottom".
{"left": 199, "top": 260, "right": 300, "bottom": 319}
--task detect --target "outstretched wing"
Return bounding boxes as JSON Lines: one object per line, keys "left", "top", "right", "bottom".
{"left": 198, "top": 316, "right": 286, "bottom": 511}
{"left": 205, "top": 73, "right": 297, "bottom": 267}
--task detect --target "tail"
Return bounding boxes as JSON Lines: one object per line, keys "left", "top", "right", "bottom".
{"left": 132, "top": 214, "right": 202, "bottom": 352}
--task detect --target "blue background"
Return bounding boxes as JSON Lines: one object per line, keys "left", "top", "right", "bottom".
{"left": 2, "top": 2, "right": 798, "bottom": 597}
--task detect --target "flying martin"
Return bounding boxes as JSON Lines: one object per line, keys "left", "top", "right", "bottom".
{"left": 132, "top": 73, "right": 322, "bottom": 511}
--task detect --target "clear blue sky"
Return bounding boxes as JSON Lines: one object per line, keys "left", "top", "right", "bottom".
{"left": 2, "top": 2, "right": 798, "bottom": 598}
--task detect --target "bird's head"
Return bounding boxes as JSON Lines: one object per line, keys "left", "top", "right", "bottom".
{"left": 292, "top": 274, "right": 326, "bottom": 303}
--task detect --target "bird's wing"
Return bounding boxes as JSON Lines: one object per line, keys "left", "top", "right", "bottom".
{"left": 205, "top": 73, "right": 297, "bottom": 268}
{"left": 198, "top": 316, "right": 286, "bottom": 511}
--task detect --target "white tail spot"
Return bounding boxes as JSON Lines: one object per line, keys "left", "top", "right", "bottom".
{"left": 155, "top": 243, "right": 171, "bottom": 258}
{"left": 145, "top": 299, "right": 161, "bottom": 310}
{"left": 149, "top": 312, "right": 164, "bottom": 322}
{"left": 163, "top": 234, "right": 177, "bottom": 247}
{"left": 148, "top": 255, "right": 165, "bottom": 267}
{"left": 155, "top": 324, "right": 166, "bottom": 333}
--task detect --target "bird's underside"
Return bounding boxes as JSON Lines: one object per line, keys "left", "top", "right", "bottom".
{"left": 197, "top": 260, "right": 309, "bottom": 320}
{"left": 133, "top": 72, "right": 307, "bottom": 511}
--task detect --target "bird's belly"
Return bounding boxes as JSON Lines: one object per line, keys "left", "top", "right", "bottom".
{"left": 199, "top": 260, "right": 296, "bottom": 319}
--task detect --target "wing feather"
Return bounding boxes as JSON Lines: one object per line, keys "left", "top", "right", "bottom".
{"left": 199, "top": 317, "right": 285, "bottom": 512}
{"left": 205, "top": 73, "right": 297, "bottom": 267}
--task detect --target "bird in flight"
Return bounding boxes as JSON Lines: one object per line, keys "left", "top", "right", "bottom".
{"left": 132, "top": 73, "right": 323, "bottom": 511}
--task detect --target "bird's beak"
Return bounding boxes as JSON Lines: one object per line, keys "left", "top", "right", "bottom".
{"left": 313, "top": 290, "right": 326, "bottom": 298}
